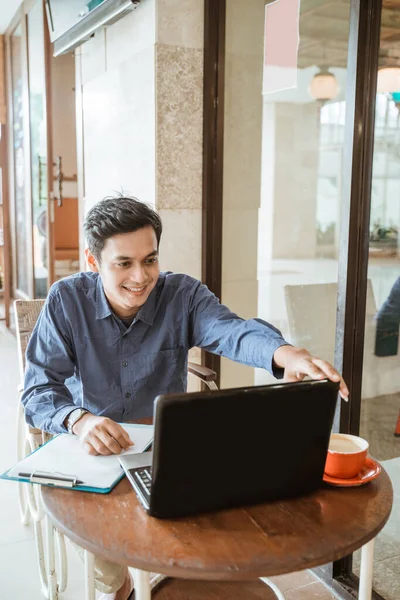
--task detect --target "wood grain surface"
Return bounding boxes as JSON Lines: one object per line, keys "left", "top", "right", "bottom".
{"left": 42, "top": 464, "right": 393, "bottom": 580}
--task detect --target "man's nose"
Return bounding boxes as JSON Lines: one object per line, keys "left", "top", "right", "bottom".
{"left": 129, "top": 265, "right": 146, "bottom": 283}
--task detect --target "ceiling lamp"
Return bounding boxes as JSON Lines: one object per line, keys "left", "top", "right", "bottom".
{"left": 377, "top": 68, "right": 400, "bottom": 93}
{"left": 308, "top": 69, "right": 340, "bottom": 102}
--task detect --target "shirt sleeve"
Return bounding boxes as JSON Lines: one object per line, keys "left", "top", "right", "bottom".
{"left": 21, "top": 290, "right": 77, "bottom": 434}
{"left": 187, "top": 279, "right": 289, "bottom": 377}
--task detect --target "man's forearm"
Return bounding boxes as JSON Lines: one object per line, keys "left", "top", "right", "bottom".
{"left": 22, "top": 386, "right": 77, "bottom": 434}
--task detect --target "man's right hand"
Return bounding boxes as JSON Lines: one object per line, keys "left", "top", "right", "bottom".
{"left": 73, "top": 414, "right": 134, "bottom": 456}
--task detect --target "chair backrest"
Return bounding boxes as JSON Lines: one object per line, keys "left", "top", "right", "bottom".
{"left": 14, "top": 299, "right": 45, "bottom": 382}
{"left": 284, "top": 280, "right": 377, "bottom": 363}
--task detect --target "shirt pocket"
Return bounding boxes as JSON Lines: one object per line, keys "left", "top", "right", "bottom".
{"left": 133, "top": 347, "right": 187, "bottom": 388}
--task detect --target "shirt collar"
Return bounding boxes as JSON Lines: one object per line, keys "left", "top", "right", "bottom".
{"left": 134, "top": 282, "right": 158, "bottom": 326}
{"left": 95, "top": 274, "right": 159, "bottom": 326}
{"left": 95, "top": 275, "right": 113, "bottom": 320}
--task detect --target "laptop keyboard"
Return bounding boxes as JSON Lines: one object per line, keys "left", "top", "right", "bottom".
{"left": 130, "top": 467, "right": 152, "bottom": 500}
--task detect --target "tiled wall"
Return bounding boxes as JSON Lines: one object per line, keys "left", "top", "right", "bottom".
{"left": 156, "top": 1, "right": 204, "bottom": 281}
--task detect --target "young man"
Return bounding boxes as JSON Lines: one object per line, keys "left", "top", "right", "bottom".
{"left": 22, "top": 196, "right": 348, "bottom": 599}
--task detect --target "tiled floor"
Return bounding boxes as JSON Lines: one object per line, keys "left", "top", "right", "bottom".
{"left": 360, "top": 392, "right": 400, "bottom": 462}
{"left": 0, "top": 321, "right": 387, "bottom": 600}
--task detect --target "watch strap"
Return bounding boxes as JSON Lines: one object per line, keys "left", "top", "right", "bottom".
{"left": 67, "top": 408, "right": 88, "bottom": 435}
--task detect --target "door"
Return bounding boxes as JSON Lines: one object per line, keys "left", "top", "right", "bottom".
{"left": 8, "top": 19, "right": 33, "bottom": 299}
{"left": 26, "top": 0, "right": 54, "bottom": 297}
{"left": 6, "top": 0, "right": 54, "bottom": 300}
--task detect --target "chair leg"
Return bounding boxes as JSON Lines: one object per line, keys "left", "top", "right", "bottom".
{"left": 34, "top": 517, "right": 49, "bottom": 597}
{"left": 25, "top": 467, "right": 68, "bottom": 599}
{"left": 17, "top": 402, "right": 31, "bottom": 525}
{"left": 55, "top": 529, "right": 68, "bottom": 593}
{"left": 45, "top": 515, "right": 59, "bottom": 600}
{"left": 33, "top": 516, "right": 68, "bottom": 599}
{"left": 18, "top": 481, "right": 30, "bottom": 525}
{"left": 259, "top": 577, "right": 286, "bottom": 599}
{"left": 17, "top": 401, "right": 26, "bottom": 461}
{"left": 133, "top": 570, "right": 151, "bottom": 600}
{"left": 84, "top": 550, "right": 96, "bottom": 600}
{"left": 18, "top": 405, "right": 69, "bottom": 598}
{"left": 395, "top": 409, "right": 400, "bottom": 437}
{"left": 150, "top": 573, "right": 167, "bottom": 591}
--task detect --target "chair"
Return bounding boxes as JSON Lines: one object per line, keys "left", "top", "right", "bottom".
{"left": 15, "top": 299, "right": 67, "bottom": 600}
{"left": 14, "top": 298, "right": 219, "bottom": 599}
{"left": 284, "top": 281, "right": 400, "bottom": 435}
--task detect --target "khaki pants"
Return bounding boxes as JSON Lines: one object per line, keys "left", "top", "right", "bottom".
{"left": 74, "top": 541, "right": 127, "bottom": 594}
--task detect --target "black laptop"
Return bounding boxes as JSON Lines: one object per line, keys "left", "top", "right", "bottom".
{"left": 119, "top": 379, "right": 339, "bottom": 518}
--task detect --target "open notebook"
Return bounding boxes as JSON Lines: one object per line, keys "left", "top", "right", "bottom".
{"left": 1, "top": 423, "right": 154, "bottom": 494}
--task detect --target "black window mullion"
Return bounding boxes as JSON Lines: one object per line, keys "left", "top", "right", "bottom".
{"left": 333, "top": 0, "right": 382, "bottom": 591}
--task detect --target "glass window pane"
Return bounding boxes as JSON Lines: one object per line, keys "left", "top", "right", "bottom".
{"left": 221, "top": 0, "right": 350, "bottom": 389}
{"left": 11, "top": 24, "right": 29, "bottom": 296}
{"left": 28, "top": 1, "right": 49, "bottom": 298}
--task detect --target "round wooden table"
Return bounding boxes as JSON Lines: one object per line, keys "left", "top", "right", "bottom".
{"left": 41, "top": 465, "right": 393, "bottom": 600}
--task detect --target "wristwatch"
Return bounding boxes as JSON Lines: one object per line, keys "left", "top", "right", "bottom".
{"left": 67, "top": 408, "right": 88, "bottom": 435}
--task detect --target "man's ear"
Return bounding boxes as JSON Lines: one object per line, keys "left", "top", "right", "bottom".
{"left": 85, "top": 248, "right": 99, "bottom": 273}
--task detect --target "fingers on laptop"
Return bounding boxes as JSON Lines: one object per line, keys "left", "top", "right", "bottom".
{"left": 285, "top": 356, "right": 349, "bottom": 402}
{"left": 311, "top": 358, "right": 349, "bottom": 401}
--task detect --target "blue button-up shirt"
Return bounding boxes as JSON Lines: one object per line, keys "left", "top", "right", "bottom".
{"left": 22, "top": 272, "right": 288, "bottom": 434}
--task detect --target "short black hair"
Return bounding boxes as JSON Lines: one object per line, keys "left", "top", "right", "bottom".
{"left": 84, "top": 195, "right": 162, "bottom": 262}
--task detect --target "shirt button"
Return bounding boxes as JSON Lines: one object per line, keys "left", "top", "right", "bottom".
{"left": 125, "top": 392, "right": 131, "bottom": 399}
{"left": 122, "top": 361, "right": 128, "bottom": 367}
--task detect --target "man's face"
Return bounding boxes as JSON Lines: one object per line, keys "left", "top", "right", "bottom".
{"left": 86, "top": 226, "right": 160, "bottom": 319}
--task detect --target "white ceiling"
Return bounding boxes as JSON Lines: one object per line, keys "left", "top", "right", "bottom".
{"left": 0, "top": 0, "right": 23, "bottom": 34}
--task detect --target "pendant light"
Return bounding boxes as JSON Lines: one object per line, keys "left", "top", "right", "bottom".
{"left": 308, "top": 69, "right": 340, "bottom": 102}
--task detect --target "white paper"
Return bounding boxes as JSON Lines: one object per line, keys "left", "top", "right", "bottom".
{"left": 7, "top": 424, "right": 154, "bottom": 490}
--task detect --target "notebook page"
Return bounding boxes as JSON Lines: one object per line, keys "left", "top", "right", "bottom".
{"left": 8, "top": 424, "right": 154, "bottom": 489}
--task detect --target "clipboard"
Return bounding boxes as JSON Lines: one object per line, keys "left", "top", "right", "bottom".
{"left": 1, "top": 423, "right": 154, "bottom": 494}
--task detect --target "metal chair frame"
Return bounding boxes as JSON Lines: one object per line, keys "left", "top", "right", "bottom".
{"left": 15, "top": 299, "right": 67, "bottom": 599}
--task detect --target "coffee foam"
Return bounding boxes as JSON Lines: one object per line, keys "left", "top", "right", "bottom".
{"left": 329, "top": 438, "right": 362, "bottom": 453}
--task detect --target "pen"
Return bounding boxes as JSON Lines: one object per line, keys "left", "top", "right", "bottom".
{"left": 18, "top": 472, "right": 84, "bottom": 485}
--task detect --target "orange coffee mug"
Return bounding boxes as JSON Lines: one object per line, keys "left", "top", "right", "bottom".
{"left": 324, "top": 433, "right": 368, "bottom": 479}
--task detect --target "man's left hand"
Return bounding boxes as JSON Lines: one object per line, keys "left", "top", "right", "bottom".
{"left": 273, "top": 345, "right": 349, "bottom": 400}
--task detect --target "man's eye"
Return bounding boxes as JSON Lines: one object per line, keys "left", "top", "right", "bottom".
{"left": 145, "top": 257, "right": 158, "bottom": 264}
{"left": 118, "top": 262, "right": 130, "bottom": 268}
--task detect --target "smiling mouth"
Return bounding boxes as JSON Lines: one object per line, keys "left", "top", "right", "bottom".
{"left": 122, "top": 284, "right": 148, "bottom": 293}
